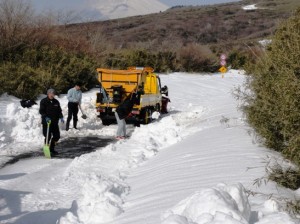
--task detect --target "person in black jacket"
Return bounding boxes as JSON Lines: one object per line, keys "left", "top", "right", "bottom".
{"left": 114, "top": 93, "right": 138, "bottom": 139}
{"left": 39, "top": 88, "right": 64, "bottom": 155}
{"left": 161, "top": 85, "right": 170, "bottom": 114}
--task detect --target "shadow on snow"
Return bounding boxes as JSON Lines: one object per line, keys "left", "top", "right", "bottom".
{"left": 1, "top": 136, "right": 115, "bottom": 168}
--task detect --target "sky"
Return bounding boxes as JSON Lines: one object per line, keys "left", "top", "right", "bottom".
{"left": 30, "top": 0, "right": 241, "bottom": 22}
{"left": 160, "top": 0, "right": 241, "bottom": 6}
{"left": 31, "top": 0, "right": 241, "bottom": 10}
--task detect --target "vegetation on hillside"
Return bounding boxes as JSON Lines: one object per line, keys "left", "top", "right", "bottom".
{"left": 0, "top": 0, "right": 97, "bottom": 99}
{"left": 1, "top": 0, "right": 299, "bottom": 99}
{"left": 241, "top": 8, "right": 300, "bottom": 190}
{"left": 59, "top": 0, "right": 298, "bottom": 74}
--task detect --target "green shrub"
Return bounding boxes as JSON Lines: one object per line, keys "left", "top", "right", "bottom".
{"left": 178, "top": 43, "right": 218, "bottom": 72}
{"left": 243, "top": 8, "right": 300, "bottom": 164}
{"left": 227, "top": 51, "right": 247, "bottom": 69}
{"left": 104, "top": 49, "right": 178, "bottom": 72}
{"left": 0, "top": 0, "right": 98, "bottom": 99}
{"left": 103, "top": 46, "right": 219, "bottom": 73}
{"left": 253, "top": 157, "right": 300, "bottom": 214}
{"left": 268, "top": 166, "right": 300, "bottom": 190}
{"left": 0, "top": 47, "right": 97, "bottom": 99}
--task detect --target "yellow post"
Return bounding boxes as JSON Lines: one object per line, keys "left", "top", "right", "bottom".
{"left": 219, "top": 66, "right": 227, "bottom": 78}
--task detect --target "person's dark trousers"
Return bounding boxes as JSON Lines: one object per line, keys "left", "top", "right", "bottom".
{"left": 66, "top": 102, "right": 79, "bottom": 130}
{"left": 43, "top": 121, "right": 60, "bottom": 152}
{"left": 161, "top": 97, "right": 169, "bottom": 114}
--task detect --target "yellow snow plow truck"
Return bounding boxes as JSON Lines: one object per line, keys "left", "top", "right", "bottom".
{"left": 96, "top": 67, "right": 163, "bottom": 125}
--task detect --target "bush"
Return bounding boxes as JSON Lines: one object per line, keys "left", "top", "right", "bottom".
{"left": 178, "top": 43, "right": 218, "bottom": 72}
{"left": 0, "top": 0, "right": 97, "bottom": 99}
{"left": 242, "top": 8, "right": 300, "bottom": 164}
{"left": 0, "top": 47, "right": 97, "bottom": 99}
{"left": 227, "top": 51, "right": 247, "bottom": 69}
{"left": 104, "top": 49, "right": 178, "bottom": 72}
{"left": 253, "top": 157, "right": 300, "bottom": 214}
{"left": 254, "top": 157, "right": 300, "bottom": 190}
{"left": 103, "top": 46, "right": 219, "bottom": 73}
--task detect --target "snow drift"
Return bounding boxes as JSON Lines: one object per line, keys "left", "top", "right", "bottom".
{"left": 162, "top": 183, "right": 251, "bottom": 224}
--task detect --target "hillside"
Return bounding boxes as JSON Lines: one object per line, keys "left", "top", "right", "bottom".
{"left": 1, "top": 0, "right": 300, "bottom": 99}
{"left": 63, "top": 0, "right": 299, "bottom": 59}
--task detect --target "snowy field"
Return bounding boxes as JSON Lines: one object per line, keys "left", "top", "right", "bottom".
{"left": 0, "top": 70, "right": 298, "bottom": 224}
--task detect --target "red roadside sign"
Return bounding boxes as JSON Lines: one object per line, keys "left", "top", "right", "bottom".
{"left": 220, "top": 54, "right": 227, "bottom": 60}
{"left": 220, "top": 60, "right": 227, "bottom": 66}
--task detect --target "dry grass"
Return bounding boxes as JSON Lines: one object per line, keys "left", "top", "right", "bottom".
{"left": 62, "top": 0, "right": 299, "bottom": 52}
{"left": 52, "top": 0, "right": 300, "bottom": 72}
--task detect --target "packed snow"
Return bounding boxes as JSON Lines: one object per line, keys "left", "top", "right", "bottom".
{"left": 242, "top": 4, "right": 258, "bottom": 11}
{"left": 0, "top": 70, "right": 298, "bottom": 224}
{"left": 258, "top": 39, "right": 272, "bottom": 48}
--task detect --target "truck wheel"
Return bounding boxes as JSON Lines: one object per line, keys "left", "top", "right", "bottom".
{"left": 140, "top": 108, "right": 152, "bottom": 125}
{"left": 155, "top": 103, "right": 161, "bottom": 112}
{"left": 101, "top": 119, "right": 111, "bottom": 126}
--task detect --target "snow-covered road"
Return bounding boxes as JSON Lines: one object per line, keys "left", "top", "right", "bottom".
{"left": 0, "top": 70, "right": 298, "bottom": 224}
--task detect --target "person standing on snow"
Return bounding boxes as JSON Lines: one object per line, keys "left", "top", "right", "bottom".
{"left": 161, "top": 85, "right": 170, "bottom": 114}
{"left": 114, "top": 93, "right": 138, "bottom": 139}
{"left": 66, "top": 83, "right": 82, "bottom": 131}
{"left": 39, "top": 88, "right": 64, "bottom": 155}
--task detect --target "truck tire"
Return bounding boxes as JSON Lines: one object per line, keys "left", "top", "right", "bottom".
{"left": 140, "top": 108, "right": 152, "bottom": 125}
{"left": 101, "top": 118, "right": 111, "bottom": 126}
{"left": 155, "top": 103, "right": 161, "bottom": 112}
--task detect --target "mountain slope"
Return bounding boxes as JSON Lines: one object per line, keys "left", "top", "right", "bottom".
{"left": 64, "top": 0, "right": 299, "bottom": 53}
{"left": 87, "top": 0, "right": 169, "bottom": 20}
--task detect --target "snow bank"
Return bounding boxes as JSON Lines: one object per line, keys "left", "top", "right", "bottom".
{"left": 161, "top": 183, "right": 251, "bottom": 224}
{"left": 58, "top": 104, "right": 207, "bottom": 223}
{"left": 0, "top": 91, "right": 106, "bottom": 157}
{"left": 161, "top": 184, "right": 297, "bottom": 224}
{"left": 0, "top": 101, "right": 41, "bottom": 150}
{"left": 60, "top": 173, "right": 129, "bottom": 224}
{"left": 7, "top": 103, "right": 41, "bottom": 142}
{"left": 242, "top": 4, "right": 258, "bottom": 11}
{"left": 255, "top": 199, "right": 297, "bottom": 224}
{"left": 256, "top": 213, "right": 296, "bottom": 224}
